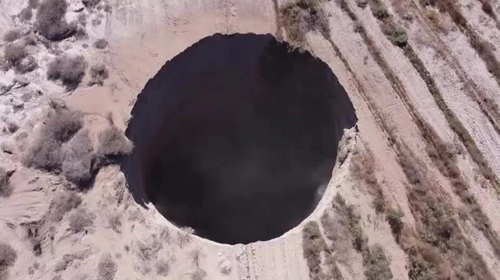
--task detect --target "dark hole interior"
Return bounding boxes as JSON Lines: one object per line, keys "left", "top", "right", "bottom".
{"left": 123, "top": 33, "right": 357, "bottom": 244}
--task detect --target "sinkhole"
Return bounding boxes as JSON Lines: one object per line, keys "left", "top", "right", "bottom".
{"left": 123, "top": 33, "right": 357, "bottom": 244}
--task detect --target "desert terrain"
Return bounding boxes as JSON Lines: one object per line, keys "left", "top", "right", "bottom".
{"left": 1, "top": 0, "right": 500, "bottom": 279}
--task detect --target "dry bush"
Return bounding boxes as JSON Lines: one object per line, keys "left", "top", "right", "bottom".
{"left": 98, "top": 253, "right": 117, "bottom": 280}
{"left": 0, "top": 243, "right": 17, "bottom": 278}
{"left": 95, "top": 126, "right": 133, "bottom": 166}
{"left": 0, "top": 168, "right": 13, "bottom": 197}
{"left": 23, "top": 34, "right": 38, "bottom": 46}
{"left": 355, "top": 0, "right": 368, "bottom": 8}
{"left": 93, "top": 39, "right": 108, "bottom": 49}
{"left": 20, "top": 8, "right": 33, "bottom": 21}
{"left": 35, "top": 0, "right": 76, "bottom": 41}
{"left": 108, "top": 213, "right": 122, "bottom": 233}
{"left": 47, "top": 55, "right": 87, "bottom": 90}
{"left": 22, "top": 107, "right": 83, "bottom": 172}
{"left": 82, "top": 0, "right": 102, "bottom": 8}
{"left": 302, "top": 221, "right": 327, "bottom": 279}
{"left": 372, "top": 3, "right": 389, "bottom": 19}
{"left": 364, "top": 245, "right": 393, "bottom": 280}
{"left": 191, "top": 269, "right": 207, "bottom": 280}
{"left": 50, "top": 191, "right": 82, "bottom": 221}
{"left": 62, "top": 130, "right": 95, "bottom": 185}
{"left": 16, "top": 55, "right": 38, "bottom": 74}
{"left": 3, "top": 30, "right": 22, "bottom": 43}
{"left": 89, "top": 63, "right": 109, "bottom": 86}
{"left": 54, "top": 251, "right": 89, "bottom": 272}
{"left": 279, "top": 0, "right": 330, "bottom": 49}
{"left": 29, "top": 0, "right": 40, "bottom": 8}
{"left": 69, "top": 210, "right": 93, "bottom": 233}
{"left": 386, "top": 210, "right": 404, "bottom": 241}
{"left": 3, "top": 43, "right": 28, "bottom": 68}
{"left": 156, "top": 260, "right": 169, "bottom": 276}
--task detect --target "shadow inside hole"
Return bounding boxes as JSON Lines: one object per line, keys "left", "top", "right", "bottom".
{"left": 123, "top": 33, "right": 357, "bottom": 244}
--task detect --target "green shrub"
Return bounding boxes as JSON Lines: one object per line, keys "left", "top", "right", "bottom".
{"left": 47, "top": 55, "right": 87, "bottom": 90}
{"left": 35, "top": 0, "right": 76, "bottom": 41}
{"left": 390, "top": 27, "right": 408, "bottom": 47}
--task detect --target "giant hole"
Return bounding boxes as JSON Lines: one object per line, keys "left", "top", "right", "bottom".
{"left": 124, "top": 34, "right": 357, "bottom": 244}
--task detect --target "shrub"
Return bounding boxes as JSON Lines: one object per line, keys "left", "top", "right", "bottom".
{"left": 364, "top": 245, "right": 393, "bottom": 280}
{"left": 279, "top": 0, "right": 330, "bottom": 49}
{"left": 69, "top": 210, "right": 93, "bottom": 233}
{"left": 35, "top": 0, "right": 77, "bottom": 41}
{"left": 22, "top": 107, "right": 83, "bottom": 171}
{"left": 386, "top": 210, "right": 404, "bottom": 240}
{"left": 108, "top": 214, "right": 122, "bottom": 233}
{"left": 96, "top": 126, "right": 133, "bottom": 165}
{"left": 50, "top": 191, "right": 82, "bottom": 221}
{"left": 3, "top": 30, "right": 22, "bottom": 43}
{"left": 390, "top": 27, "right": 408, "bottom": 47}
{"left": 23, "top": 34, "right": 38, "bottom": 46}
{"left": 29, "top": 0, "right": 40, "bottom": 8}
{"left": 355, "top": 0, "right": 368, "bottom": 8}
{"left": 4, "top": 43, "right": 28, "bottom": 67}
{"left": 62, "top": 130, "right": 95, "bottom": 185}
{"left": 89, "top": 63, "right": 109, "bottom": 86}
{"left": 47, "top": 55, "right": 87, "bottom": 90}
{"left": 373, "top": 4, "right": 389, "bottom": 19}
{"left": 91, "top": 18, "right": 102, "bottom": 26}
{"left": 98, "top": 253, "right": 117, "bottom": 280}
{"left": 15, "top": 55, "right": 38, "bottom": 74}
{"left": 82, "top": 0, "right": 102, "bottom": 8}
{"left": 20, "top": 8, "right": 33, "bottom": 21}
{"left": 0, "top": 168, "right": 13, "bottom": 197}
{"left": 302, "top": 221, "right": 326, "bottom": 279}
{"left": 93, "top": 38, "right": 108, "bottom": 49}
{"left": 0, "top": 243, "right": 17, "bottom": 275}
{"left": 156, "top": 260, "right": 169, "bottom": 276}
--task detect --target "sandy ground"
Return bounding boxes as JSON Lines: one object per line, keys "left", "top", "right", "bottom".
{"left": 1, "top": 0, "right": 500, "bottom": 279}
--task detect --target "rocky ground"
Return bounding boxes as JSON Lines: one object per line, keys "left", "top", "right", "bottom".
{"left": 1, "top": 0, "right": 500, "bottom": 279}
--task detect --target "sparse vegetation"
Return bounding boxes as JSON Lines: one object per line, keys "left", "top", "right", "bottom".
{"left": 95, "top": 126, "right": 133, "bottom": 165}
{"left": 386, "top": 210, "right": 403, "bottom": 241}
{"left": 22, "top": 106, "right": 83, "bottom": 171}
{"left": 20, "top": 7, "right": 33, "bottom": 21}
{"left": 302, "top": 221, "right": 327, "bottom": 280}
{"left": 389, "top": 26, "right": 408, "bottom": 47}
{"left": 62, "top": 130, "right": 94, "bottom": 185}
{"left": 47, "top": 55, "right": 87, "bottom": 90}
{"left": 364, "top": 245, "right": 393, "bottom": 280}
{"left": 108, "top": 213, "right": 122, "bottom": 233}
{"left": 0, "top": 168, "right": 13, "bottom": 197}
{"left": 35, "top": 0, "right": 76, "bottom": 41}
{"left": 279, "top": 0, "right": 330, "bottom": 49}
{"left": 50, "top": 191, "right": 82, "bottom": 221}
{"left": 372, "top": 3, "right": 389, "bottom": 19}
{"left": 3, "top": 30, "right": 22, "bottom": 43}
{"left": 89, "top": 63, "right": 109, "bottom": 86}
{"left": 98, "top": 253, "right": 117, "bottom": 280}
{"left": 0, "top": 243, "right": 17, "bottom": 278}
{"left": 93, "top": 38, "right": 108, "bottom": 49}
{"left": 69, "top": 210, "right": 93, "bottom": 233}
{"left": 82, "top": 0, "right": 102, "bottom": 8}
{"left": 3, "top": 43, "right": 28, "bottom": 69}
{"left": 156, "top": 260, "right": 169, "bottom": 276}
